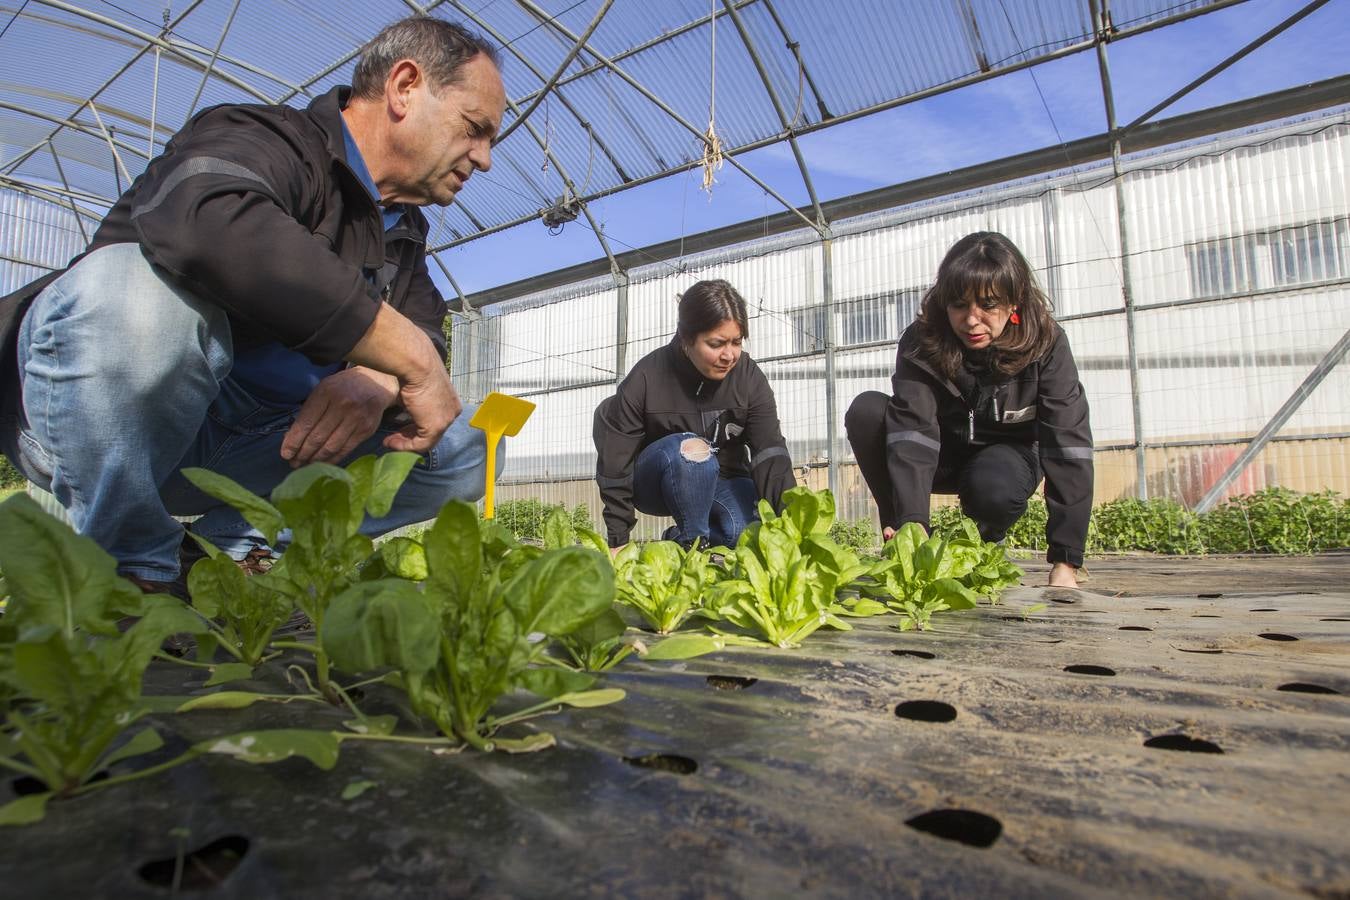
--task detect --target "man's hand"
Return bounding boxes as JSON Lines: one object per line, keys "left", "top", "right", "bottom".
{"left": 1048, "top": 562, "right": 1078, "bottom": 587}
{"left": 882, "top": 526, "right": 895, "bottom": 542}
{"left": 344, "top": 304, "right": 461, "bottom": 456}
{"left": 281, "top": 367, "right": 398, "bottom": 467}
{"left": 385, "top": 364, "right": 462, "bottom": 454}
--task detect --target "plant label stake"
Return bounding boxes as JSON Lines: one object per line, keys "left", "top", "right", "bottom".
{"left": 469, "top": 392, "right": 535, "bottom": 519}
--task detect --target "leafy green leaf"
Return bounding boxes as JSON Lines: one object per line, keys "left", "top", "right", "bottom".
{"left": 504, "top": 547, "right": 614, "bottom": 637}
{"left": 98, "top": 727, "right": 164, "bottom": 769}
{"left": 492, "top": 733, "right": 557, "bottom": 753}
{"left": 181, "top": 469, "right": 284, "bottom": 546}
{"left": 205, "top": 663, "right": 255, "bottom": 687}
{"left": 516, "top": 666, "right": 596, "bottom": 698}
{"left": 323, "top": 580, "right": 439, "bottom": 676}
{"left": 0, "top": 493, "right": 138, "bottom": 636}
{"left": 552, "top": 688, "right": 626, "bottom": 708}
{"left": 341, "top": 779, "right": 378, "bottom": 800}
{"left": 378, "top": 537, "right": 428, "bottom": 581}
{"left": 641, "top": 633, "right": 727, "bottom": 660}
{"left": 176, "top": 691, "right": 278, "bottom": 712}
{"left": 197, "top": 729, "right": 339, "bottom": 770}
{"left": 367, "top": 452, "right": 420, "bottom": 518}
{"left": 0, "top": 793, "right": 50, "bottom": 826}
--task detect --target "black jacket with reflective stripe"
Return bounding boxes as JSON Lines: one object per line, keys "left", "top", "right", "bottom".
{"left": 0, "top": 86, "right": 445, "bottom": 461}
{"left": 884, "top": 322, "right": 1094, "bottom": 566}
{"left": 593, "top": 338, "right": 796, "bottom": 547}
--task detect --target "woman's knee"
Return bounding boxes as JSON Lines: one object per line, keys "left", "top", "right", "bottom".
{"left": 844, "top": 390, "right": 889, "bottom": 438}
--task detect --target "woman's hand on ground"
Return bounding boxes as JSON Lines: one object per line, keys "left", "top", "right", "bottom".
{"left": 1047, "top": 562, "right": 1078, "bottom": 587}
{"left": 882, "top": 527, "right": 895, "bottom": 542}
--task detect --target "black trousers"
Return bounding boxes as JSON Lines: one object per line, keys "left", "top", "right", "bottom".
{"left": 844, "top": 390, "right": 1041, "bottom": 542}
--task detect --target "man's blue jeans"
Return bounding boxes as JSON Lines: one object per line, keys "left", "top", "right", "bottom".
{"left": 633, "top": 431, "right": 758, "bottom": 549}
{"left": 13, "top": 243, "right": 495, "bottom": 582}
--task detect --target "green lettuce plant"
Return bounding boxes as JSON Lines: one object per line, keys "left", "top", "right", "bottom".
{"left": 866, "top": 523, "right": 979, "bottom": 630}
{"left": 322, "top": 501, "right": 623, "bottom": 752}
{"left": 182, "top": 453, "right": 419, "bottom": 701}
{"left": 0, "top": 494, "right": 206, "bottom": 820}
{"left": 612, "top": 541, "right": 722, "bottom": 634}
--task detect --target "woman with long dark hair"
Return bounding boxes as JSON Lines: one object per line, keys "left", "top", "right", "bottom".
{"left": 845, "top": 232, "right": 1093, "bottom": 587}
{"left": 593, "top": 279, "right": 796, "bottom": 551}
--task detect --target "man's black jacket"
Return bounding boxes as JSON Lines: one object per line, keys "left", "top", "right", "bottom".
{"left": 593, "top": 338, "right": 796, "bottom": 547}
{"left": 884, "top": 322, "right": 1094, "bottom": 566}
{"left": 0, "top": 86, "right": 445, "bottom": 461}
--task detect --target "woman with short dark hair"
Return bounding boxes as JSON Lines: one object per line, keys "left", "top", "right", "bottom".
{"left": 594, "top": 279, "right": 796, "bottom": 551}
{"left": 845, "top": 232, "right": 1093, "bottom": 587}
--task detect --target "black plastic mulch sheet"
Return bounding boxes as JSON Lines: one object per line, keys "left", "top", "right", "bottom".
{"left": 3, "top": 555, "right": 1348, "bottom": 898}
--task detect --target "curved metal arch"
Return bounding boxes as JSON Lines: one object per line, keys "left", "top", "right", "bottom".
{"left": 510, "top": 0, "right": 823, "bottom": 237}
{"left": 448, "top": 0, "right": 630, "bottom": 182}
{"left": 2, "top": 0, "right": 208, "bottom": 178}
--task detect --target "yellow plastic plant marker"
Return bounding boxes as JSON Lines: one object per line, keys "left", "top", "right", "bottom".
{"left": 469, "top": 392, "right": 536, "bottom": 519}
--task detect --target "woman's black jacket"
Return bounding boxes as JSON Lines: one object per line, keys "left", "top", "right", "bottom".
{"left": 884, "top": 322, "right": 1093, "bottom": 566}
{"left": 594, "top": 338, "right": 796, "bottom": 547}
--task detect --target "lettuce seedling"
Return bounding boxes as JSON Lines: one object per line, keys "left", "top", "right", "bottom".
{"left": 323, "top": 502, "right": 622, "bottom": 751}
{"left": 0, "top": 495, "right": 206, "bottom": 819}
{"left": 183, "top": 453, "right": 419, "bottom": 701}
{"left": 942, "top": 518, "right": 1023, "bottom": 601}
{"left": 708, "top": 505, "right": 852, "bottom": 648}
{"left": 866, "top": 523, "right": 979, "bottom": 629}
{"left": 552, "top": 608, "right": 636, "bottom": 672}
{"left": 612, "top": 541, "right": 721, "bottom": 634}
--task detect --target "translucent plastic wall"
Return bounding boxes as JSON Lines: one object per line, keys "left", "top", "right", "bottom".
{"left": 0, "top": 192, "right": 96, "bottom": 293}
{"left": 463, "top": 113, "right": 1350, "bottom": 534}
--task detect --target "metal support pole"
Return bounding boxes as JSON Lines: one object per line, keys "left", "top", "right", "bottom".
{"left": 720, "top": 0, "right": 826, "bottom": 226}
{"left": 1195, "top": 326, "right": 1350, "bottom": 514}
{"left": 186, "top": 0, "right": 244, "bottom": 118}
{"left": 1125, "top": 0, "right": 1332, "bottom": 131}
{"left": 1090, "top": 0, "right": 1148, "bottom": 499}
{"left": 821, "top": 230, "right": 838, "bottom": 497}
{"left": 493, "top": 0, "right": 614, "bottom": 145}
{"left": 615, "top": 273, "right": 630, "bottom": 382}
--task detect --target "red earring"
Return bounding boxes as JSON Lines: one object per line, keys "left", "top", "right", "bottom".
{"left": 1009, "top": 308, "right": 1021, "bottom": 325}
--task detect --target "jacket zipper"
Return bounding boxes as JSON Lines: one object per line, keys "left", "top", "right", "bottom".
{"left": 967, "top": 409, "right": 975, "bottom": 442}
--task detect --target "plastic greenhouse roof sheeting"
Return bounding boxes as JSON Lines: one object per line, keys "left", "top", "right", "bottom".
{"left": 2, "top": 554, "right": 1347, "bottom": 898}
{"left": 0, "top": 0, "right": 1243, "bottom": 259}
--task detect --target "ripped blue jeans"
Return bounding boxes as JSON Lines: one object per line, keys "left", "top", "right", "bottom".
{"left": 632, "top": 431, "right": 758, "bottom": 549}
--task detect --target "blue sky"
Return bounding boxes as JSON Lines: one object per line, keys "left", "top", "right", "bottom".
{"left": 439, "top": 0, "right": 1350, "bottom": 297}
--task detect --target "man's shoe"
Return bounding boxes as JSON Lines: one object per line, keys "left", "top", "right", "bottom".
{"left": 119, "top": 574, "right": 196, "bottom": 658}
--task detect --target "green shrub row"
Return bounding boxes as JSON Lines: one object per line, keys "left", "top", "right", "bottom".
{"left": 491, "top": 498, "right": 594, "bottom": 543}
{"left": 928, "top": 488, "right": 1350, "bottom": 556}
{"left": 0, "top": 456, "right": 22, "bottom": 490}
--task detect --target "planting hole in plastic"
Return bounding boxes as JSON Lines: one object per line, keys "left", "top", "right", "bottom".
{"left": 904, "top": 809, "right": 1002, "bottom": 848}
{"left": 1144, "top": 734, "right": 1224, "bottom": 754}
{"left": 891, "top": 650, "right": 936, "bottom": 660}
{"left": 1177, "top": 647, "right": 1222, "bottom": 654}
{"left": 894, "top": 700, "right": 957, "bottom": 723}
{"left": 1320, "top": 618, "right": 1350, "bottom": 622}
{"left": 1258, "top": 633, "right": 1298, "bottom": 642}
{"left": 137, "top": 835, "right": 250, "bottom": 890}
{"left": 1192, "top": 614, "right": 1221, "bottom": 618}
{"left": 623, "top": 754, "right": 697, "bottom": 775}
{"left": 1198, "top": 593, "right": 1223, "bottom": 599}
{"left": 1144, "top": 607, "right": 1171, "bottom": 611}
{"left": 1249, "top": 608, "right": 1278, "bottom": 612}
{"left": 1064, "top": 664, "right": 1115, "bottom": 676}
{"left": 1277, "top": 683, "right": 1340, "bottom": 695}
{"left": 705, "top": 675, "right": 757, "bottom": 691}
{"left": 1118, "top": 626, "right": 1152, "bottom": 632}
